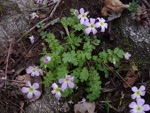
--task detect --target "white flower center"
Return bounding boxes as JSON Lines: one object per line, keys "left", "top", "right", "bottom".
{"left": 136, "top": 91, "right": 140, "bottom": 95}
{"left": 136, "top": 106, "right": 142, "bottom": 111}
{"left": 55, "top": 88, "right": 60, "bottom": 92}
{"left": 90, "top": 24, "right": 94, "bottom": 29}
{"left": 82, "top": 14, "right": 86, "bottom": 18}
{"left": 65, "top": 78, "right": 70, "bottom": 82}
{"left": 29, "top": 87, "right": 34, "bottom": 92}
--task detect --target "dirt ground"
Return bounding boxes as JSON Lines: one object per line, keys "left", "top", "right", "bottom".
{"left": 0, "top": 0, "right": 150, "bottom": 113}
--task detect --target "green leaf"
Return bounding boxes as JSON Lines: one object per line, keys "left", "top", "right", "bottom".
{"left": 80, "top": 67, "right": 89, "bottom": 82}
{"left": 62, "top": 51, "right": 78, "bottom": 65}
{"left": 42, "top": 71, "right": 54, "bottom": 87}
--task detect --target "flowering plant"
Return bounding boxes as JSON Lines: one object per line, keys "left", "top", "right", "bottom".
{"left": 40, "top": 8, "right": 128, "bottom": 101}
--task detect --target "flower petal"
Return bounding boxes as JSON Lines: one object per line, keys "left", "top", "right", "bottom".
{"left": 137, "top": 99, "right": 145, "bottom": 106}
{"left": 66, "top": 75, "right": 71, "bottom": 78}
{"left": 27, "top": 81, "right": 32, "bottom": 87}
{"left": 129, "top": 102, "right": 137, "bottom": 109}
{"left": 131, "top": 93, "right": 137, "bottom": 99}
{"left": 61, "top": 82, "right": 67, "bottom": 91}
{"left": 140, "top": 91, "right": 146, "bottom": 96}
{"left": 80, "top": 18, "right": 85, "bottom": 24}
{"left": 92, "top": 28, "right": 97, "bottom": 35}
{"left": 70, "top": 76, "right": 74, "bottom": 81}
{"left": 85, "top": 11, "right": 89, "bottom": 16}
{"left": 95, "top": 22, "right": 101, "bottom": 28}
{"left": 132, "top": 86, "right": 138, "bottom": 92}
{"left": 59, "top": 78, "right": 65, "bottom": 83}
{"left": 104, "top": 23, "right": 108, "bottom": 28}
{"left": 84, "top": 20, "right": 90, "bottom": 26}
{"left": 32, "top": 83, "right": 39, "bottom": 89}
{"left": 22, "top": 87, "right": 29, "bottom": 93}
{"left": 80, "top": 8, "right": 84, "bottom": 14}
{"left": 31, "top": 72, "right": 35, "bottom": 77}
{"left": 35, "top": 71, "right": 40, "bottom": 76}
{"left": 26, "top": 66, "right": 33, "bottom": 74}
{"left": 51, "top": 89, "right": 56, "bottom": 94}
{"left": 52, "top": 83, "right": 58, "bottom": 89}
{"left": 68, "top": 81, "right": 74, "bottom": 88}
{"left": 27, "top": 92, "right": 33, "bottom": 99}
{"left": 139, "top": 85, "right": 145, "bottom": 92}
{"left": 33, "top": 90, "right": 41, "bottom": 97}
{"left": 78, "top": 14, "right": 82, "bottom": 19}
{"left": 85, "top": 28, "right": 91, "bottom": 34}
{"left": 90, "top": 18, "right": 95, "bottom": 24}
{"left": 55, "top": 92, "right": 61, "bottom": 98}
{"left": 143, "top": 104, "right": 150, "bottom": 111}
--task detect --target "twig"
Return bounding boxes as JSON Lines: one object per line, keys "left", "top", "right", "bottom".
{"left": 0, "top": 79, "right": 26, "bottom": 83}
{"left": 31, "top": 2, "right": 56, "bottom": 11}
{"left": 142, "top": 0, "right": 150, "bottom": 9}
{"left": 38, "top": 18, "right": 60, "bottom": 32}
{"left": 102, "top": 62, "right": 131, "bottom": 88}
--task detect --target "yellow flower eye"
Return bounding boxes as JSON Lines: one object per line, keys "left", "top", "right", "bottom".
{"left": 65, "top": 78, "right": 69, "bottom": 82}
{"left": 32, "top": 69, "right": 36, "bottom": 72}
{"left": 136, "top": 91, "right": 140, "bottom": 95}
{"left": 100, "top": 22, "right": 104, "bottom": 26}
{"left": 29, "top": 87, "right": 34, "bottom": 92}
{"left": 82, "top": 14, "right": 85, "bottom": 18}
{"left": 90, "top": 24, "right": 94, "bottom": 28}
{"left": 55, "top": 88, "right": 60, "bottom": 92}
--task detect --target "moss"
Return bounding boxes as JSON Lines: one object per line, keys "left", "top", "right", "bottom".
{"left": 119, "top": 38, "right": 150, "bottom": 70}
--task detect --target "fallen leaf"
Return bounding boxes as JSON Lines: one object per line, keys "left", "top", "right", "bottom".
{"left": 74, "top": 102, "right": 96, "bottom": 113}
{"left": 123, "top": 63, "right": 138, "bottom": 88}
{"left": 10, "top": 74, "right": 31, "bottom": 87}
{"left": 101, "top": 0, "right": 129, "bottom": 17}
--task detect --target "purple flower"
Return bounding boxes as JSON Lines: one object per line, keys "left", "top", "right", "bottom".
{"left": 124, "top": 52, "right": 131, "bottom": 60}
{"left": 129, "top": 99, "right": 150, "bottom": 113}
{"left": 26, "top": 66, "right": 40, "bottom": 77}
{"left": 30, "top": 12, "right": 39, "bottom": 19}
{"left": 51, "top": 83, "right": 61, "bottom": 99}
{"left": 35, "top": 0, "right": 43, "bottom": 3}
{"left": 84, "top": 18, "right": 99, "bottom": 35}
{"left": 68, "top": 100, "right": 74, "bottom": 104}
{"left": 59, "top": 75, "right": 74, "bottom": 91}
{"left": 74, "top": 9, "right": 79, "bottom": 15}
{"left": 81, "top": 98, "right": 86, "bottom": 104}
{"left": 95, "top": 17, "right": 108, "bottom": 32}
{"left": 21, "top": 81, "right": 41, "bottom": 99}
{"left": 44, "top": 56, "right": 51, "bottom": 63}
{"left": 29, "top": 36, "right": 35, "bottom": 44}
{"left": 78, "top": 8, "right": 89, "bottom": 24}
{"left": 131, "top": 85, "right": 146, "bottom": 99}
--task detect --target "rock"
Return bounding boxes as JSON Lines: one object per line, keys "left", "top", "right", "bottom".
{"left": 0, "top": 0, "right": 38, "bottom": 54}
{"left": 25, "top": 87, "right": 70, "bottom": 113}
{"left": 116, "top": 13, "right": 150, "bottom": 69}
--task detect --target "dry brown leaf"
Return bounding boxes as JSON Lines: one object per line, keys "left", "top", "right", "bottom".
{"left": 101, "top": 0, "right": 129, "bottom": 16}
{"left": 10, "top": 74, "right": 31, "bottom": 87}
{"left": 123, "top": 63, "right": 138, "bottom": 88}
{"left": 74, "top": 102, "right": 96, "bottom": 113}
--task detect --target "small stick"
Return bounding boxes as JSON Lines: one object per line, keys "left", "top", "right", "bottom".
{"left": 142, "top": 0, "right": 150, "bottom": 9}
{"left": 38, "top": 18, "right": 60, "bottom": 32}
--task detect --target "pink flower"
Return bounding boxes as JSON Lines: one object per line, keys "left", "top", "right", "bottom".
{"left": 125, "top": 52, "right": 131, "bottom": 60}
{"left": 30, "top": 12, "right": 39, "bottom": 19}
{"left": 74, "top": 9, "right": 79, "bottom": 15}
{"left": 29, "top": 36, "right": 35, "bottom": 44}
{"left": 78, "top": 8, "right": 89, "bottom": 24}
{"left": 95, "top": 17, "right": 108, "bottom": 32}
{"left": 51, "top": 83, "right": 61, "bottom": 99}
{"left": 84, "top": 18, "right": 99, "bottom": 35}
{"left": 21, "top": 81, "right": 41, "bottom": 99}
{"left": 131, "top": 85, "right": 146, "bottom": 99}
{"left": 59, "top": 75, "right": 74, "bottom": 91}
{"left": 44, "top": 56, "right": 51, "bottom": 63}
{"left": 26, "top": 66, "right": 40, "bottom": 77}
{"left": 129, "top": 99, "right": 150, "bottom": 113}
{"left": 35, "top": 0, "right": 43, "bottom": 3}
{"left": 81, "top": 98, "right": 86, "bottom": 104}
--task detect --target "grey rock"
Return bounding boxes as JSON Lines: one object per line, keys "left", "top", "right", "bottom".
{"left": 0, "top": 0, "right": 38, "bottom": 54}
{"left": 25, "top": 87, "right": 70, "bottom": 113}
{"left": 117, "top": 13, "right": 150, "bottom": 68}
